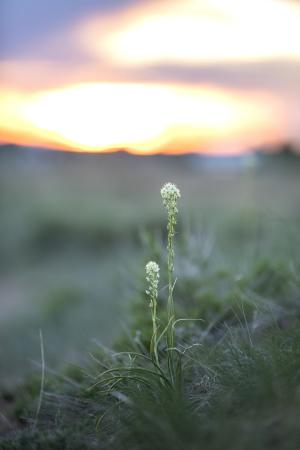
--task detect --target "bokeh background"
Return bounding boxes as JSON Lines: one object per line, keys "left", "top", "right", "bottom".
{"left": 0, "top": 0, "right": 300, "bottom": 388}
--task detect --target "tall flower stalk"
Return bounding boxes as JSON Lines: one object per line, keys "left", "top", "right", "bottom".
{"left": 145, "top": 261, "right": 160, "bottom": 367}
{"left": 160, "top": 182, "right": 181, "bottom": 380}
{"left": 91, "top": 182, "right": 183, "bottom": 400}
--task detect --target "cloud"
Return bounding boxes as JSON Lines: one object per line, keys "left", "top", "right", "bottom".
{"left": 76, "top": 0, "right": 300, "bottom": 65}
{"left": 126, "top": 60, "right": 300, "bottom": 93}
{"left": 2, "top": 0, "right": 300, "bottom": 95}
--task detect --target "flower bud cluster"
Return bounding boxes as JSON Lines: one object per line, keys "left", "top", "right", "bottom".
{"left": 145, "top": 261, "right": 160, "bottom": 305}
{"left": 160, "top": 182, "right": 181, "bottom": 216}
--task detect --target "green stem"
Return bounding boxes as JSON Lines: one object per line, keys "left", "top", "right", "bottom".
{"left": 150, "top": 295, "right": 159, "bottom": 367}
{"left": 166, "top": 214, "right": 175, "bottom": 382}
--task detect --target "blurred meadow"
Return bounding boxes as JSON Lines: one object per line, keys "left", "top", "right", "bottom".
{"left": 1, "top": 145, "right": 300, "bottom": 387}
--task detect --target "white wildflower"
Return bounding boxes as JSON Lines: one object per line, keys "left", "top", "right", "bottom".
{"left": 145, "top": 261, "right": 160, "bottom": 304}
{"left": 146, "top": 261, "right": 160, "bottom": 275}
{"left": 160, "top": 182, "right": 181, "bottom": 356}
{"left": 160, "top": 183, "right": 181, "bottom": 213}
{"left": 145, "top": 261, "right": 160, "bottom": 365}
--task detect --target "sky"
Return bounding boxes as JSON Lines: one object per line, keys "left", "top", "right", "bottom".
{"left": 0, "top": 0, "right": 300, "bottom": 155}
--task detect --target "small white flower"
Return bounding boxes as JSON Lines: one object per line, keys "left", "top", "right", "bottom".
{"left": 145, "top": 261, "right": 160, "bottom": 275}
{"left": 145, "top": 261, "right": 160, "bottom": 304}
{"left": 160, "top": 183, "right": 180, "bottom": 202}
{"left": 160, "top": 183, "right": 180, "bottom": 215}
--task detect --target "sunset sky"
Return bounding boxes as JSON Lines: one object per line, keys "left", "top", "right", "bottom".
{"left": 0, "top": 0, "right": 300, "bottom": 155}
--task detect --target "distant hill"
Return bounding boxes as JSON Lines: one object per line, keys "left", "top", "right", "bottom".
{"left": 0, "top": 142, "right": 299, "bottom": 171}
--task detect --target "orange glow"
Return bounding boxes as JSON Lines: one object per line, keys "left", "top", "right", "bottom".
{"left": 0, "top": 0, "right": 299, "bottom": 154}
{"left": 0, "top": 83, "right": 282, "bottom": 154}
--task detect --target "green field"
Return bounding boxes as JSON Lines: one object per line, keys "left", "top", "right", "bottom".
{"left": 1, "top": 147, "right": 300, "bottom": 449}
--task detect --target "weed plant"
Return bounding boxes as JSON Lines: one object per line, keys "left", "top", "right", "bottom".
{"left": 86, "top": 183, "right": 186, "bottom": 404}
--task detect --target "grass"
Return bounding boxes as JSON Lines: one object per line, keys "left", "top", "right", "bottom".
{"left": 1, "top": 148, "right": 300, "bottom": 448}
{"left": 2, "top": 300, "right": 300, "bottom": 449}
